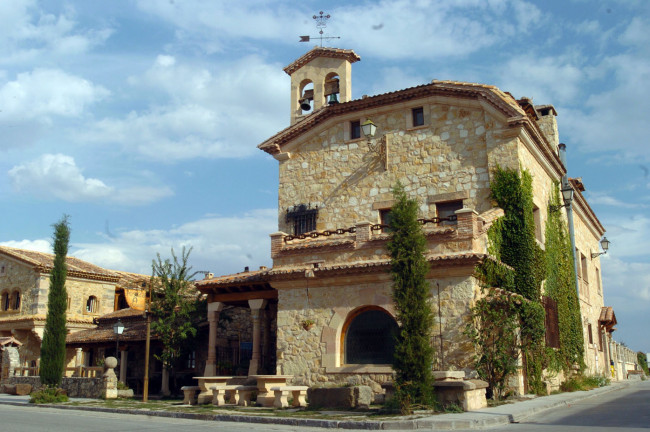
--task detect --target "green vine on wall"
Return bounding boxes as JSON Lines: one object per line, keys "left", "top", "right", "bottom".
{"left": 470, "top": 167, "right": 547, "bottom": 395}
{"left": 470, "top": 168, "right": 587, "bottom": 396}
{"left": 544, "top": 184, "right": 585, "bottom": 373}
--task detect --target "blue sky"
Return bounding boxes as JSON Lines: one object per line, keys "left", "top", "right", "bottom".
{"left": 1, "top": 0, "right": 648, "bottom": 352}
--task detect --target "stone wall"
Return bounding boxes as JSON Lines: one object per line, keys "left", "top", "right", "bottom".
{"left": 3, "top": 376, "right": 105, "bottom": 398}
{"left": 0, "top": 258, "right": 38, "bottom": 316}
{"left": 275, "top": 269, "right": 480, "bottom": 393}
{"left": 278, "top": 103, "right": 498, "bottom": 233}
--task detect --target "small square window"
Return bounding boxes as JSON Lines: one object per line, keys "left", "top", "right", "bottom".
{"left": 436, "top": 200, "right": 463, "bottom": 223}
{"left": 350, "top": 120, "right": 361, "bottom": 140}
{"left": 412, "top": 107, "right": 424, "bottom": 127}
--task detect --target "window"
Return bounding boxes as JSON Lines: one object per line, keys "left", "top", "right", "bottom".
{"left": 542, "top": 296, "right": 559, "bottom": 348}
{"left": 86, "top": 296, "right": 99, "bottom": 314}
{"left": 533, "top": 206, "right": 543, "bottom": 243}
{"left": 379, "top": 209, "right": 393, "bottom": 233}
{"left": 186, "top": 351, "right": 196, "bottom": 369}
{"left": 12, "top": 291, "right": 20, "bottom": 311}
{"left": 344, "top": 308, "right": 398, "bottom": 364}
{"left": 581, "top": 253, "right": 589, "bottom": 284}
{"left": 587, "top": 323, "right": 594, "bottom": 345}
{"left": 1, "top": 292, "right": 9, "bottom": 311}
{"left": 436, "top": 200, "right": 463, "bottom": 224}
{"left": 0, "top": 265, "right": 5, "bottom": 276}
{"left": 350, "top": 120, "right": 361, "bottom": 140}
{"left": 67, "top": 296, "right": 72, "bottom": 311}
{"left": 595, "top": 267, "right": 602, "bottom": 295}
{"left": 412, "top": 107, "right": 424, "bottom": 127}
{"left": 286, "top": 204, "right": 318, "bottom": 236}
{"left": 575, "top": 248, "right": 581, "bottom": 279}
{"left": 598, "top": 327, "right": 603, "bottom": 352}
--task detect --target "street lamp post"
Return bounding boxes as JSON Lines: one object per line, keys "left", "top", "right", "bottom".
{"left": 113, "top": 319, "right": 124, "bottom": 362}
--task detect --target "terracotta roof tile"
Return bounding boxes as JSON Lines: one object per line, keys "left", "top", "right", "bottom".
{"left": 66, "top": 317, "right": 153, "bottom": 344}
{"left": 283, "top": 47, "right": 360, "bottom": 75}
{"left": 0, "top": 246, "right": 120, "bottom": 282}
{"left": 195, "top": 268, "right": 270, "bottom": 287}
{"left": 599, "top": 306, "right": 617, "bottom": 325}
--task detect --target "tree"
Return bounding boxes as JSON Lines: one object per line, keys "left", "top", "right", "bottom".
{"left": 387, "top": 183, "right": 435, "bottom": 414}
{"left": 40, "top": 215, "right": 70, "bottom": 387}
{"left": 150, "top": 247, "right": 203, "bottom": 395}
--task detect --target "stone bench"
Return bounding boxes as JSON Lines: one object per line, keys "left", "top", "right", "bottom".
{"left": 271, "top": 385, "right": 309, "bottom": 408}
{"left": 212, "top": 385, "right": 258, "bottom": 406}
{"left": 180, "top": 386, "right": 201, "bottom": 405}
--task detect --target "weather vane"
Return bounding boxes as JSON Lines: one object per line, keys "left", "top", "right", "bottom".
{"left": 299, "top": 11, "right": 341, "bottom": 47}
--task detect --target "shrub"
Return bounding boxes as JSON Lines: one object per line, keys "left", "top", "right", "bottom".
{"left": 560, "top": 374, "right": 609, "bottom": 392}
{"left": 29, "top": 387, "right": 69, "bottom": 404}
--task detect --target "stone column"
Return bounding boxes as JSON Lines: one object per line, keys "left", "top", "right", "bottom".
{"left": 120, "top": 349, "right": 128, "bottom": 383}
{"left": 74, "top": 348, "right": 83, "bottom": 377}
{"left": 248, "top": 299, "right": 268, "bottom": 376}
{"left": 204, "top": 301, "right": 224, "bottom": 376}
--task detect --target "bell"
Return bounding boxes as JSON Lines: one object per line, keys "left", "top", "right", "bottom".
{"left": 300, "top": 98, "right": 311, "bottom": 111}
{"left": 328, "top": 93, "right": 339, "bottom": 105}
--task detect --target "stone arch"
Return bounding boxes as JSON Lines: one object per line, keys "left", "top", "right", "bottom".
{"left": 324, "top": 72, "right": 340, "bottom": 104}
{"left": 320, "top": 288, "right": 395, "bottom": 369}
{"left": 86, "top": 295, "right": 99, "bottom": 314}
{"left": 298, "top": 79, "right": 314, "bottom": 113}
{"left": 341, "top": 306, "right": 398, "bottom": 365}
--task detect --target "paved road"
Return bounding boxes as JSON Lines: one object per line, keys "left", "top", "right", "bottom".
{"left": 0, "top": 403, "right": 336, "bottom": 432}
{"left": 471, "top": 380, "right": 650, "bottom": 431}
{"left": 1, "top": 381, "right": 648, "bottom": 431}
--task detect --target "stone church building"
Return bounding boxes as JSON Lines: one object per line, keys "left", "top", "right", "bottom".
{"left": 196, "top": 47, "right": 615, "bottom": 394}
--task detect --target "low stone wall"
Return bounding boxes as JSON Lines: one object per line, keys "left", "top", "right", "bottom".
{"left": 3, "top": 376, "right": 104, "bottom": 398}
{"left": 307, "top": 386, "right": 372, "bottom": 409}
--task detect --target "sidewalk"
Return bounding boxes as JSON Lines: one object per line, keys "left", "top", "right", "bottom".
{"left": 0, "top": 381, "right": 634, "bottom": 430}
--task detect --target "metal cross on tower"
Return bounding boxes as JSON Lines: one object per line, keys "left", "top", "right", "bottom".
{"left": 299, "top": 11, "right": 341, "bottom": 47}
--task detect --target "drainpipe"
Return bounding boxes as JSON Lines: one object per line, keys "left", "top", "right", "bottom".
{"left": 558, "top": 143, "right": 581, "bottom": 299}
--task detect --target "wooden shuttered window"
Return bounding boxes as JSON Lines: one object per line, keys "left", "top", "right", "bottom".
{"left": 542, "top": 296, "right": 560, "bottom": 348}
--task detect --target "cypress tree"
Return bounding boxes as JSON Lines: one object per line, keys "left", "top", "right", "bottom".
{"left": 387, "top": 183, "right": 435, "bottom": 414}
{"left": 40, "top": 215, "right": 70, "bottom": 387}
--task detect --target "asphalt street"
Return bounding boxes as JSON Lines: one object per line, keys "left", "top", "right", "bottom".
{"left": 463, "top": 380, "right": 650, "bottom": 431}
{"left": 1, "top": 381, "right": 648, "bottom": 431}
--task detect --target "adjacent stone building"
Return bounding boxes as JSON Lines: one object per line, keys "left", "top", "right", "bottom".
{"left": 196, "top": 47, "right": 617, "bottom": 394}
{"left": 0, "top": 246, "right": 147, "bottom": 373}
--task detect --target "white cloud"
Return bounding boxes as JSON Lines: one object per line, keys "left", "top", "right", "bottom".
{"left": 601, "top": 213, "right": 650, "bottom": 259}
{"left": 0, "top": 0, "right": 112, "bottom": 64}
{"left": 561, "top": 17, "right": 650, "bottom": 162}
{"left": 585, "top": 191, "right": 648, "bottom": 209}
{"left": 72, "top": 209, "right": 277, "bottom": 276}
{"left": 0, "top": 238, "right": 51, "bottom": 253}
{"left": 135, "top": 0, "right": 301, "bottom": 53}
{"left": 496, "top": 54, "right": 585, "bottom": 104}
{"left": 7, "top": 154, "right": 173, "bottom": 205}
{"left": 0, "top": 68, "right": 109, "bottom": 120}
{"left": 81, "top": 55, "right": 288, "bottom": 161}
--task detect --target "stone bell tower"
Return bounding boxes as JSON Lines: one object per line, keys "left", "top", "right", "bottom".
{"left": 283, "top": 47, "right": 361, "bottom": 125}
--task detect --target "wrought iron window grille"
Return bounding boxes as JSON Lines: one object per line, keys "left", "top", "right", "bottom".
{"left": 286, "top": 204, "right": 319, "bottom": 236}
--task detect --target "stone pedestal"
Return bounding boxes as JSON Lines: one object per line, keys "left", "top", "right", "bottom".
{"left": 102, "top": 356, "right": 118, "bottom": 399}
{"left": 432, "top": 371, "right": 488, "bottom": 411}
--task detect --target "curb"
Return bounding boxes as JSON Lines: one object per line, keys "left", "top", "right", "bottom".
{"left": 0, "top": 381, "right": 634, "bottom": 430}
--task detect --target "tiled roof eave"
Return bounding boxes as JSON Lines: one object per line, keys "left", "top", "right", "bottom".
{"left": 283, "top": 47, "right": 361, "bottom": 75}
{"left": 267, "top": 253, "right": 492, "bottom": 281}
